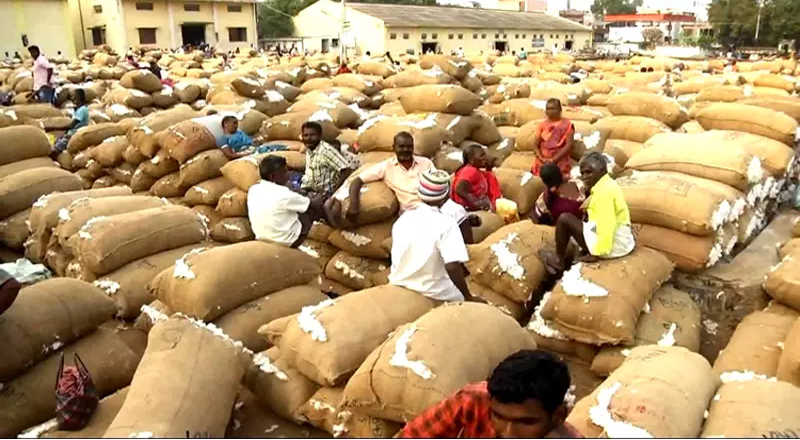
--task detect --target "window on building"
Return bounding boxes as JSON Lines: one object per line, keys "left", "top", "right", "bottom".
{"left": 390, "top": 33, "right": 397, "bottom": 39}
{"left": 495, "top": 33, "right": 499, "bottom": 38}
{"left": 332, "top": 38, "right": 339, "bottom": 47}
{"left": 549, "top": 34, "right": 553, "bottom": 38}
{"left": 502, "top": 34, "right": 507, "bottom": 38}
{"left": 481, "top": 33, "right": 486, "bottom": 39}
{"left": 473, "top": 33, "right": 478, "bottom": 39}
{"left": 515, "top": 34, "right": 519, "bottom": 39}
{"left": 138, "top": 28, "right": 156, "bottom": 44}
{"left": 522, "top": 33, "right": 526, "bottom": 38}
{"left": 458, "top": 33, "right": 463, "bottom": 39}
{"left": 228, "top": 27, "right": 247, "bottom": 42}
{"left": 93, "top": 4, "right": 102, "bottom": 13}
{"left": 402, "top": 33, "right": 409, "bottom": 39}
{"left": 421, "top": 33, "right": 427, "bottom": 39}
{"left": 448, "top": 33, "right": 454, "bottom": 39}
{"left": 135, "top": 2, "right": 153, "bottom": 11}
{"left": 91, "top": 27, "right": 106, "bottom": 45}
{"left": 184, "top": 3, "right": 200, "bottom": 11}
{"left": 432, "top": 33, "right": 438, "bottom": 39}
{"left": 227, "top": 5, "right": 242, "bottom": 12}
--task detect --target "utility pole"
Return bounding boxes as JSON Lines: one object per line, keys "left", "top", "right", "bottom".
{"left": 341, "top": 0, "right": 347, "bottom": 62}
{"left": 755, "top": 0, "right": 764, "bottom": 41}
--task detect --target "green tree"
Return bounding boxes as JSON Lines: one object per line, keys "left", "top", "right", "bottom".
{"left": 258, "top": 0, "right": 313, "bottom": 39}
{"left": 708, "top": 0, "right": 800, "bottom": 49}
{"left": 591, "top": 0, "right": 642, "bottom": 15}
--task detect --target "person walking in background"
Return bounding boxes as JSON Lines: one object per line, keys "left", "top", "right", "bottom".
{"left": 52, "top": 89, "right": 89, "bottom": 158}
{"left": 531, "top": 98, "right": 575, "bottom": 178}
{"left": 400, "top": 350, "right": 583, "bottom": 438}
{"left": 451, "top": 143, "right": 501, "bottom": 212}
{"left": 28, "top": 45, "right": 54, "bottom": 104}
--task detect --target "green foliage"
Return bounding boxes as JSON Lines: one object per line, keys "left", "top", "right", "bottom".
{"left": 591, "top": 0, "right": 643, "bottom": 15}
{"left": 708, "top": 0, "right": 799, "bottom": 49}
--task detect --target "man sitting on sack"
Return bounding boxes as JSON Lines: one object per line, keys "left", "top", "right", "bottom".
{"left": 388, "top": 169, "right": 481, "bottom": 302}
{"left": 540, "top": 152, "right": 635, "bottom": 274}
{"left": 400, "top": 349, "right": 583, "bottom": 438}
{"left": 299, "top": 121, "right": 355, "bottom": 199}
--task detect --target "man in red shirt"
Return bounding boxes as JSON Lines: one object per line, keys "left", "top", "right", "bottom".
{"left": 399, "top": 350, "right": 583, "bottom": 439}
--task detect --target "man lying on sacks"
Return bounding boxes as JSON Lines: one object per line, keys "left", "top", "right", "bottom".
{"left": 389, "top": 169, "right": 485, "bottom": 303}
{"left": 539, "top": 152, "right": 635, "bottom": 274}
{"left": 400, "top": 349, "right": 583, "bottom": 439}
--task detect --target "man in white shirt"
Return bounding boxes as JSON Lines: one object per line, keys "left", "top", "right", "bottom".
{"left": 389, "top": 169, "right": 477, "bottom": 302}
{"left": 248, "top": 155, "right": 329, "bottom": 248}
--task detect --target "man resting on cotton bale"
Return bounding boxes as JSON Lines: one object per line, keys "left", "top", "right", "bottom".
{"left": 51, "top": 89, "right": 89, "bottom": 159}
{"left": 248, "top": 155, "right": 333, "bottom": 248}
{"left": 541, "top": 152, "right": 635, "bottom": 274}
{"left": 400, "top": 350, "right": 583, "bottom": 439}
{"left": 300, "top": 121, "right": 355, "bottom": 199}
{"left": 388, "top": 169, "right": 480, "bottom": 302}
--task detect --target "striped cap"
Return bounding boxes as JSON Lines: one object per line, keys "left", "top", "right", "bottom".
{"left": 418, "top": 169, "right": 451, "bottom": 203}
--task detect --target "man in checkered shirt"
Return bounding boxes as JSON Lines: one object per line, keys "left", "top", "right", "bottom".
{"left": 299, "top": 121, "right": 355, "bottom": 198}
{"left": 399, "top": 350, "right": 583, "bottom": 439}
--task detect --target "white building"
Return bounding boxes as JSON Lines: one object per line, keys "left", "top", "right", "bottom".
{"left": 638, "top": 0, "right": 712, "bottom": 21}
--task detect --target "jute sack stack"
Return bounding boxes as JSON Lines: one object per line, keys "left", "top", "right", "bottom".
{"left": 617, "top": 172, "right": 731, "bottom": 236}
{"left": 778, "top": 238, "right": 800, "bottom": 259}
{"left": 66, "top": 123, "right": 127, "bottom": 154}
{"left": 567, "top": 346, "right": 718, "bottom": 438}
{"left": 701, "top": 379, "right": 800, "bottom": 438}
{"left": 493, "top": 168, "right": 544, "bottom": 215}
{"left": 285, "top": 99, "right": 359, "bottom": 128}
{"left": 260, "top": 285, "right": 437, "bottom": 386}
{"left": 213, "top": 285, "right": 329, "bottom": 352}
{"left": 398, "top": 85, "right": 481, "bottom": 116}
{"left": 777, "top": 317, "right": 800, "bottom": 386}
{"left": 128, "top": 105, "right": 199, "bottom": 158}
{"left": 526, "top": 292, "right": 600, "bottom": 364}
{"left": 0, "top": 157, "right": 58, "bottom": 179}
{"left": 103, "top": 318, "right": 247, "bottom": 438}
{"left": 92, "top": 242, "right": 220, "bottom": 319}
{"left": 90, "top": 135, "right": 128, "bottom": 168}
{"left": 342, "top": 303, "right": 537, "bottom": 422}
{"left": 244, "top": 347, "right": 320, "bottom": 422}
{"left": 606, "top": 92, "right": 689, "bottom": 129}
{"left": 356, "top": 114, "right": 448, "bottom": 158}
{"left": 633, "top": 223, "right": 723, "bottom": 272}
{"left": 628, "top": 133, "right": 764, "bottom": 191}
{"left": 0, "top": 126, "right": 52, "bottom": 166}
{"left": 210, "top": 217, "right": 254, "bottom": 243}
{"left": 0, "top": 168, "right": 83, "bottom": 220}
{"left": 591, "top": 115, "right": 671, "bottom": 144}
{"left": 120, "top": 70, "right": 163, "bottom": 93}
{"left": 183, "top": 176, "right": 235, "bottom": 207}
{"left": 695, "top": 102, "right": 798, "bottom": 146}
{"left": 0, "top": 209, "right": 31, "bottom": 250}
{"left": 72, "top": 205, "right": 207, "bottom": 277}
{"left": 30, "top": 388, "right": 130, "bottom": 439}
{"left": 216, "top": 187, "right": 248, "bottom": 217}
{"left": 0, "top": 326, "right": 144, "bottom": 437}
{"left": 332, "top": 178, "right": 400, "bottom": 228}
{"left": 298, "top": 239, "right": 340, "bottom": 271}
{"left": 260, "top": 111, "right": 340, "bottom": 143}
{"left": 738, "top": 96, "right": 800, "bottom": 122}
{"left": 331, "top": 73, "right": 383, "bottom": 95}
{"left": 297, "top": 386, "right": 404, "bottom": 438}
{"left": 541, "top": 247, "right": 674, "bottom": 345}
{"left": 176, "top": 149, "right": 228, "bottom": 188}
{"left": 764, "top": 252, "right": 800, "bottom": 311}
{"left": 712, "top": 309, "right": 797, "bottom": 380}
{"left": 590, "top": 286, "right": 701, "bottom": 376}
{"left": 55, "top": 195, "right": 168, "bottom": 247}
{"left": 152, "top": 241, "right": 320, "bottom": 321}
{"left": 323, "top": 251, "right": 390, "bottom": 290}
{"left": 220, "top": 152, "right": 305, "bottom": 191}
{"left": 419, "top": 54, "right": 472, "bottom": 79}
{"left": 466, "top": 277, "right": 527, "bottom": 320}
{"left": 328, "top": 221, "right": 394, "bottom": 260}
{"left": 160, "top": 120, "right": 218, "bottom": 164}
{"left": 0, "top": 278, "right": 117, "bottom": 382}
{"left": 465, "top": 222, "right": 555, "bottom": 304}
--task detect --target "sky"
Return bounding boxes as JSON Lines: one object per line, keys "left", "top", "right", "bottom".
{"left": 436, "top": 0, "right": 594, "bottom": 12}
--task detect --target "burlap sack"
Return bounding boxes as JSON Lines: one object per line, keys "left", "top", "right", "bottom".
{"left": 493, "top": 168, "right": 544, "bottom": 219}
{"left": 334, "top": 180, "right": 400, "bottom": 228}
{"left": 103, "top": 318, "right": 246, "bottom": 438}
{"left": 567, "top": 346, "right": 718, "bottom": 438}
{"left": 149, "top": 171, "right": 185, "bottom": 198}
{"left": 309, "top": 221, "right": 335, "bottom": 243}
{"left": 297, "top": 239, "right": 340, "bottom": 271}
{"left": 342, "top": 303, "right": 535, "bottom": 422}
{"left": 617, "top": 172, "right": 729, "bottom": 236}
{"left": 328, "top": 221, "right": 393, "bottom": 260}
{"left": 210, "top": 217, "right": 254, "bottom": 243}
{"left": 0, "top": 125, "right": 53, "bottom": 166}
{"left": 466, "top": 278, "right": 526, "bottom": 320}
{"left": 471, "top": 110, "right": 503, "bottom": 145}
{"left": 108, "top": 163, "right": 136, "bottom": 185}
{"left": 0, "top": 168, "right": 83, "bottom": 220}
{"left": 74, "top": 205, "right": 207, "bottom": 276}
{"left": 261, "top": 285, "right": 436, "bottom": 386}
{"left": 592, "top": 115, "right": 671, "bottom": 143}
{"left": 104, "top": 87, "right": 154, "bottom": 110}
{"left": 331, "top": 74, "right": 383, "bottom": 95}
{"left": 244, "top": 347, "right": 320, "bottom": 422}
{"left": 357, "top": 61, "right": 397, "bottom": 78}
{"left": 160, "top": 120, "right": 217, "bottom": 164}
{"left": 219, "top": 153, "right": 299, "bottom": 191}
{"left": 356, "top": 114, "right": 447, "bottom": 157}
{"left": 527, "top": 292, "right": 599, "bottom": 364}
{"left": 590, "top": 286, "right": 701, "bottom": 376}
{"left": 89, "top": 136, "right": 128, "bottom": 167}
{"left": 0, "top": 326, "right": 143, "bottom": 437}
{"left": 779, "top": 238, "right": 800, "bottom": 259}
{"left": 120, "top": 70, "right": 162, "bottom": 93}
{"left": 695, "top": 102, "right": 798, "bottom": 146}
{"left": 712, "top": 310, "right": 796, "bottom": 379}
{"left": 606, "top": 92, "right": 689, "bottom": 129}
{"left": 152, "top": 241, "right": 320, "bottom": 321}
{"left": 260, "top": 111, "right": 340, "bottom": 143}
{"left": 702, "top": 380, "right": 800, "bottom": 438}
{"left": 764, "top": 254, "right": 800, "bottom": 311}
{"left": 466, "top": 222, "right": 554, "bottom": 303}
{"left": 777, "top": 317, "right": 800, "bottom": 387}
{"left": 216, "top": 187, "right": 248, "bottom": 217}
{"left": 391, "top": 68, "right": 453, "bottom": 88}
{"left": 633, "top": 224, "right": 719, "bottom": 273}
{"left": 183, "top": 177, "right": 235, "bottom": 207}
{"left": 176, "top": 149, "right": 228, "bottom": 188}
{"left": 92, "top": 242, "right": 218, "bottom": 319}
{"left": 470, "top": 211, "right": 507, "bottom": 244}
{"left": 129, "top": 105, "right": 199, "bottom": 158}
{"left": 56, "top": 195, "right": 167, "bottom": 247}
{"left": 45, "top": 240, "right": 72, "bottom": 277}
{"left": 0, "top": 157, "right": 56, "bottom": 179}
{"left": 286, "top": 99, "right": 360, "bottom": 128}
{"left": 138, "top": 149, "right": 179, "bottom": 179}
{"left": 324, "top": 251, "right": 390, "bottom": 291}
{"left": 0, "top": 208, "right": 30, "bottom": 250}
{"left": 541, "top": 247, "right": 674, "bottom": 345}
{"left": 398, "top": 85, "right": 481, "bottom": 116}
{"left": 0, "top": 278, "right": 116, "bottom": 382}
{"left": 738, "top": 96, "right": 800, "bottom": 122}
{"left": 296, "top": 386, "right": 403, "bottom": 438}
{"left": 67, "top": 123, "right": 127, "bottom": 154}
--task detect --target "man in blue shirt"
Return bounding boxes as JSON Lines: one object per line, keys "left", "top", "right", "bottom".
{"left": 219, "top": 115, "right": 254, "bottom": 159}
{"left": 52, "top": 89, "right": 89, "bottom": 158}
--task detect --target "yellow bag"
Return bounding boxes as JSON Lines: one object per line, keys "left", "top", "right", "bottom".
{"left": 495, "top": 198, "right": 519, "bottom": 224}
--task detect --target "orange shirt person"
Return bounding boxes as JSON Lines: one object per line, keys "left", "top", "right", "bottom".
{"left": 531, "top": 99, "right": 575, "bottom": 178}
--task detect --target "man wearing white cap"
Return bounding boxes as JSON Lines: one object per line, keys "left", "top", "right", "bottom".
{"left": 389, "top": 169, "right": 478, "bottom": 302}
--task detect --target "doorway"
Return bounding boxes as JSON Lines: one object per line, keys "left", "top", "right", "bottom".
{"left": 565, "top": 40, "right": 574, "bottom": 50}
{"left": 181, "top": 24, "right": 206, "bottom": 47}
{"left": 421, "top": 42, "right": 437, "bottom": 54}
{"left": 494, "top": 41, "right": 507, "bottom": 52}
{"left": 322, "top": 38, "right": 330, "bottom": 53}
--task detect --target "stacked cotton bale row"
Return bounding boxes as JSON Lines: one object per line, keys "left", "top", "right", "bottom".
{"left": 0, "top": 278, "right": 145, "bottom": 437}
{"left": 206, "top": 70, "right": 295, "bottom": 117}
{"left": 60, "top": 120, "right": 130, "bottom": 187}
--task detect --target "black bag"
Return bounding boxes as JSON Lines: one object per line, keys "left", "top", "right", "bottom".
{"left": 55, "top": 353, "right": 99, "bottom": 430}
